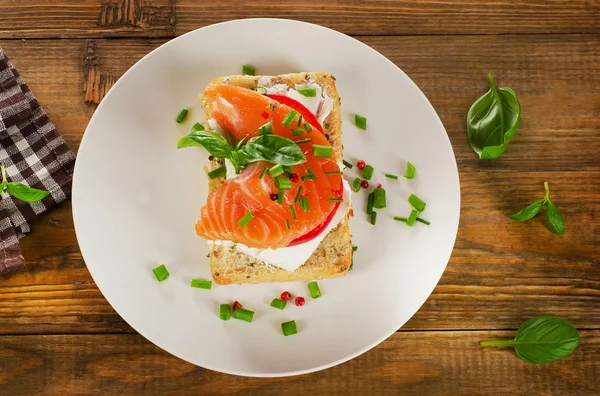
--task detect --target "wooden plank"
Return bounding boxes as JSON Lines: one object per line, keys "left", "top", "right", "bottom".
{"left": 0, "top": 331, "right": 598, "bottom": 395}
{"left": 1, "top": 170, "right": 598, "bottom": 335}
{"left": 1, "top": 0, "right": 600, "bottom": 38}
{"left": 0, "top": 35, "right": 598, "bottom": 172}
{"left": 0, "top": 0, "right": 175, "bottom": 39}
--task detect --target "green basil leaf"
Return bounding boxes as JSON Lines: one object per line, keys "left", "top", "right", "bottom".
{"left": 177, "top": 130, "right": 233, "bottom": 159}
{"left": 509, "top": 199, "right": 544, "bottom": 221}
{"left": 480, "top": 316, "right": 579, "bottom": 364}
{"left": 545, "top": 200, "right": 565, "bottom": 235}
{"left": 239, "top": 135, "right": 307, "bottom": 166}
{"left": 6, "top": 182, "right": 50, "bottom": 202}
{"left": 467, "top": 73, "right": 521, "bottom": 159}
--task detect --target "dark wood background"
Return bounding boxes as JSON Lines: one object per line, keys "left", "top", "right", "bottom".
{"left": 0, "top": 1, "right": 599, "bottom": 394}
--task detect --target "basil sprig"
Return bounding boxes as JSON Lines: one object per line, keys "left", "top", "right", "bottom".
{"left": 480, "top": 316, "right": 579, "bottom": 364}
{"left": 0, "top": 164, "right": 50, "bottom": 203}
{"left": 177, "top": 124, "right": 306, "bottom": 173}
{"left": 509, "top": 181, "right": 565, "bottom": 234}
{"left": 467, "top": 73, "right": 521, "bottom": 159}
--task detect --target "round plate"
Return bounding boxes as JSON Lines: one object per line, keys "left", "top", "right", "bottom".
{"left": 73, "top": 19, "right": 460, "bottom": 377}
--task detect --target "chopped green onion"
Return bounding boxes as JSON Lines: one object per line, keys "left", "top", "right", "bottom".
{"left": 298, "top": 87, "right": 318, "bottom": 97}
{"left": 327, "top": 198, "right": 344, "bottom": 203}
{"left": 295, "top": 138, "right": 312, "bottom": 144}
{"left": 301, "top": 168, "right": 318, "bottom": 181}
{"left": 238, "top": 211, "right": 254, "bottom": 227}
{"left": 277, "top": 190, "right": 284, "bottom": 204}
{"left": 303, "top": 122, "right": 313, "bottom": 133}
{"left": 292, "top": 128, "right": 305, "bottom": 136}
{"left": 300, "top": 196, "right": 309, "bottom": 212}
{"left": 416, "top": 217, "right": 431, "bottom": 226}
{"left": 282, "top": 109, "right": 299, "bottom": 127}
{"left": 270, "top": 298, "right": 287, "bottom": 310}
{"left": 242, "top": 64, "right": 255, "bottom": 76}
{"left": 233, "top": 307, "right": 254, "bottom": 322}
{"left": 313, "top": 144, "right": 333, "bottom": 158}
{"left": 404, "top": 161, "right": 416, "bottom": 179}
{"left": 175, "top": 109, "right": 188, "bottom": 124}
{"left": 219, "top": 304, "right": 231, "bottom": 320}
{"left": 394, "top": 216, "right": 408, "bottom": 222}
{"left": 370, "top": 211, "right": 377, "bottom": 225}
{"left": 408, "top": 193, "right": 427, "bottom": 212}
{"left": 385, "top": 173, "right": 399, "bottom": 180}
{"left": 282, "top": 165, "right": 293, "bottom": 173}
{"left": 406, "top": 209, "right": 419, "bottom": 226}
{"left": 256, "top": 86, "right": 267, "bottom": 94}
{"left": 297, "top": 115, "right": 303, "bottom": 127}
{"left": 285, "top": 219, "right": 291, "bottom": 229}
{"left": 276, "top": 177, "right": 292, "bottom": 190}
{"left": 325, "top": 170, "right": 341, "bottom": 175}
{"left": 290, "top": 205, "right": 297, "bottom": 220}
{"left": 281, "top": 320, "right": 297, "bottom": 336}
{"left": 355, "top": 114, "right": 367, "bottom": 130}
{"left": 294, "top": 186, "right": 303, "bottom": 203}
{"left": 342, "top": 159, "right": 353, "bottom": 169}
{"left": 307, "top": 281, "right": 322, "bottom": 299}
{"left": 259, "top": 166, "right": 268, "bottom": 179}
{"left": 373, "top": 187, "right": 386, "bottom": 209}
{"left": 152, "top": 264, "right": 170, "bottom": 282}
{"left": 269, "top": 164, "right": 284, "bottom": 177}
{"left": 190, "top": 279, "right": 212, "bottom": 290}
{"left": 352, "top": 178, "right": 361, "bottom": 192}
{"left": 191, "top": 122, "right": 204, "bottom": 132}
{"left": 207, "top": 166, "right": 226, "bottom": 179}
{"left": 259, "top": 122, "right": 273, "bottom": 135}
{"left": 367, "top": 192, "right": 374, "bottom": 214}
{"left": 362, "top": 164, "right": 374, "bottom": 180}
{"left": 352, "top": 245, "right": 358, "bottom": 252}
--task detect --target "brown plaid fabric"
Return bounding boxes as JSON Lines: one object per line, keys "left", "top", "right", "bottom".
{"left": 0, "top": 47, "right": 75, "bottom": 274}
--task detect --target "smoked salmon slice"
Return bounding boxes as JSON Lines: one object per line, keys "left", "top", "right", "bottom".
{"left": 195, "top": 85, "right": 342, "bottom": 249}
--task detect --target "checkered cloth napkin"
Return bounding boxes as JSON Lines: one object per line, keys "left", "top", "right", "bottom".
{"left": 0, "top": 47, "right": 75, "bottom": 274}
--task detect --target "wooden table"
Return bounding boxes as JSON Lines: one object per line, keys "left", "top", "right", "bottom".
{"left": 1, "top": 1, "right": 599, "bottom": 394}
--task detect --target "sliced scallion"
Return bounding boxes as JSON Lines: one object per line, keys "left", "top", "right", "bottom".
{"left": 342, "top": 159, "right": 353, "bottom": 169}
{"left": 394, "top": 216, "right": 408, "bottom": 222}
{"left": 404, "top": 161, "right": 416, "bottom": 179}
{"left": 270, "top": 298, "right": 287, "bottom": 310}
{"left": 373, "top": 187, "right": 386, "bottom": 209}
{"left": 352, "top": 245, "right": 358, "bottom": 252}
{"left": 175, "top": 109, "right": 188, "bottom": 124}
{"left": 297, "top": 87, "right": 317, "bottom": 97}
{"left": 294, "top": 186, "right": 303, "bottom": 203}
{"left": 190, "top": 279, "right": 212, "bottom": 290}
{"left": 292, "top": 128, "right": 305, "bottom": 136}
{"left": 269, "top": 164, "right": 284, "bottom": 177}
{"left": 416, "top": 217, "right": 431, "bottom": 226}
{"left": 362, "top": 164, "right": 374, "bottom": 180}
{"left": 295, "top": 138, "right": 312, "bottom": 144}
{"left": 259, "top": 166, "right": 269, "bottom": 179}
{"left": 355, "top": 114, "right": 367, "bottom": 130}
{"left": 385, "top": 173, "right": 399, "bottom": 180}
{"left": 207, "top": 166, "right": 226, "bottom": 180}
{"left": 259, "top": 122, "right": 273, "bottom": 135}
{"left": 152, "top": 264, "right": 170, "bottom": 282}
{"left": 307, "top": 281, "right": 322, "bottom": 299}
{"left": 281, "top": 320, "right": 297, "bottom": 336}
{"left": 406, "top": 209, "right": 419, "bottom": 226}
{"left": 327, "top": 198, "right": 344, "bottom": 203}
{"left": 313, "top": 144, "right": 332, "bottom": 158}
{"left": 191, "top": 122, "right": 204, "bottom": 132}
{"left": 282, "top": 109, "right": 299, "bottom": 127}
{"left": 277, "top": 190, "right": 284, "bottom": 204}
{"left": 220, "top": 304, "right": 231, "bottom": 320}
{"left": 256, "top": 86, "right": 267, "bottom": 95}
{"left": 276, "top": 177, "right": 292, "bottom": 190}
{"left": 352, "top": 178, "right": 361, "bottom": 192}
{"left": 242, "top": 64, "right": 256, "bottom": 76}
{"left": 297, "top": 115, "right": 303, "bottom": 127}
{"left": 233, "top": 307, "right": 254, "bottom": 322}
{"left": 303, "top": 122, "right": 313, "bottom": 133}
{"left": 290, "top": 205, "right": 297, "bottom": 220}
{"left": 285, "top": 219, "right": 291, "bottom": 229}
{"left": 300, "top": 196, "right": 309, "bottom": 212}
{"left": 408, "top": 193, "right": 426, "bottom": 212}
{"left": 367, "top": 192, "right": 374, "bottom": 215}
{"left": 238, "top": 211, "right": 254, "bottom": 227}
{"left": 325, "top": 170, "right": 341, "bottom": 175}
{"left": 370, "top": 211, "right": 377, "bottom": 225}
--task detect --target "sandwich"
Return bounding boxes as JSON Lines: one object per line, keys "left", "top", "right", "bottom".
{"left": 179, "top": 72, "right": 352, "bottom": 285}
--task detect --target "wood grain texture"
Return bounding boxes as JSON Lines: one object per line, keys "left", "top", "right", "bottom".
{"left": 0, "top": 331, "right": 598, "bottom": 395}
{"left": 0, "top": 37, "right": 597, "bottom": 336}
{"left": 1, "top": 0, "right": 600, "bottom": 38}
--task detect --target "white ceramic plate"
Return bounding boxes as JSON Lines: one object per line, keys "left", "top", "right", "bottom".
{"left": 73, "top": 19, "right": 460, "bottom": 377}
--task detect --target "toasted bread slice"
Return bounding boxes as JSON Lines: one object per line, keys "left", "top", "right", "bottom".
{"left": 202, "top": 72, "right": 352, "bottom": 285}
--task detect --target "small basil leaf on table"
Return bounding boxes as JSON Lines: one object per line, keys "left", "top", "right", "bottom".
{"left": 545, "top": 200, "right": 565, "bottom": 235}
{"left": 509, "top": 199, "right": 545, "bottom": 221}
{"left": 6, "top": 182, "right": 50, "bottom": 202}
{"left": 239, "top": 135, "right": 307, "bottom": 166}
{"left": 177, "top": 130, "right": 233, "bottom": 158}
{"left": 467, "top": 73, "right": 521, "bottom": 159}
{"left": 480, "top": 316, "right": 579, "bottom": 364}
